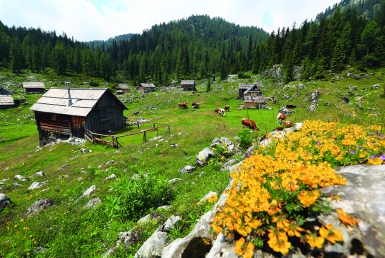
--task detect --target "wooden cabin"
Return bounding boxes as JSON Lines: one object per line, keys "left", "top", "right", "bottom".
{"left": 240, "top": 84, "right": 265, "bottom": 108}
{"left": 137, "top": 83, "right": 156, "bottom": 93}
{"left": 0, "top": 88, "right": 15, "bottom": 109}
{"left": 116, "top": 84, "right": 130, "bottom": 94}
{"left": 22, "top": 82, "right": 45, "bottom": 94}
{"left": 181, "top": 80, "right": 196, "bottom": 91}
{"left": 30, "top": 88, "right": 127, "bottom": 146}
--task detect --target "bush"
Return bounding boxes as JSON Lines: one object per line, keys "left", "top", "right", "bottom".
{"left": 104, "top": 173, "right": 174, "bottom": 221}
{"left": 237, "top": 128, "right": 252, "bottom": 150}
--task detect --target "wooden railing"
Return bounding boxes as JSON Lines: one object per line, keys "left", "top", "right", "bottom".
{"left": 85, "top": 122, "right": 170, "bottom": 149}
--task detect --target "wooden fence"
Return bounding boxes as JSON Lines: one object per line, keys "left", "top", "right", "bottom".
{"left": 85, "top": 123, "right": 170, "bottom": 149}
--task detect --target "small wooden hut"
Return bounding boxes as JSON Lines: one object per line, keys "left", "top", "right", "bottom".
{"left": 30, "top": 88, "right": 127, "bottom": 146}
{"left": 22, "top": 82, "right": 45, "bottom": 94}
{"left": 181, "top": 80, "right": 196, "bottom": 91}
{"left": 116, "top": 84, "right": 130, "bottom": 94}
{"left": 240, "top": 83, "right": 265, "bottom": 108}
{"left": 137, "top": 83, "right": 156, "bottom": 93}
{"left": 0, "top": 88, "right": 15, "bottom": 109}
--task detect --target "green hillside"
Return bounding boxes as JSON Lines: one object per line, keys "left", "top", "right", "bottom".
{"left": 0, "top": 65, "right": 384, "bottom": 256}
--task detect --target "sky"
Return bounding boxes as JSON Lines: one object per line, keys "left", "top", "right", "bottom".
{"left": 0, "top": 0, "right": 341, "bottom": 42}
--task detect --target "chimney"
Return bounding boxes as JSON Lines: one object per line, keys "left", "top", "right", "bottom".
{"left": 65, "top": 81, "right": 73, "bottom": 107}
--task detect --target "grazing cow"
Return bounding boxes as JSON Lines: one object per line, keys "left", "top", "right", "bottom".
{"left": 178, "top": 102, "right": 188, "bottom": 109}
{"left": 241, "top": 118, "right": 259, "bottom": 130}
{"left": 214, "top": 108, "right": 226, "bottom": 117}
{"left": 224, "top": 105, "right": 230, "bottom": 112}
{"left": 277, "top": 112, "right": 286, "bottom": 125}
{"left": 192, "top": 102, "right": 199, "bottom": 109}
{"left": 283, "top": 120, "right": 294, "bottom": 128}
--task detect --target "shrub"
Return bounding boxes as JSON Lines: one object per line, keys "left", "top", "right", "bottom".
{"left": 104, "top": 172, "right": 175, "bottom": 221}
{"left": 237, "top": 128, "right": 253, "bottom": 150}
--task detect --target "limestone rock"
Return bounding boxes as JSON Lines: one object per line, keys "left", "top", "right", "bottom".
{"left": 26, "top": 198, "right": 54, "bottom": 216}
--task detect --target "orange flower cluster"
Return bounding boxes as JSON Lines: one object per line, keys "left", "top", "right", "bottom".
{"left": 337, "top": 209, "right": 359, "bottom": 226}
{"left": 211, "top": 120, "right": 384, "bottom": 256}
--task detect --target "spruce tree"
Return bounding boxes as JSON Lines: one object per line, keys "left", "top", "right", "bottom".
{"left": 331, "top": 39, "right": 345, "bottom": 72}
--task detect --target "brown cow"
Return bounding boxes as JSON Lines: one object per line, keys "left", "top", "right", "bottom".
{"left": 192, "top": 102, "right": 199, "bottom": 109}
{"left": 214, "top": 108, "right": 225, "bottom": 117}
{"left": 283, "top": 120, "right": 294, "bottom": 128}
{"left": 241, "top": 118, "right": 259, "bottom": 130}
{"left": 277, "top": 112, "right": 286, "bottom": 125}
{"left": 224, "top": 105, "right": 230, "bottom": 111}
{"left": 178, "top": 102, "right": 188, "bottom": 109}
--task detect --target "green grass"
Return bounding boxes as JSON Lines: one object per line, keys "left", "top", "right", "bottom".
{"left": 0, "top": 68, "right": 385, "bottom": 257}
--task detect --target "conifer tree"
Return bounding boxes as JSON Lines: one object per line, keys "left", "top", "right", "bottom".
{"left": 331, "top": 39, "right": 345, "bottom": 72}
{"left": 9, "top": 37, "right": 23, "bottom": 73}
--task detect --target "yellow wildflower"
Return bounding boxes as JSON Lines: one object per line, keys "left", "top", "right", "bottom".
{"left": 319, "top": 224, "right": 343, "bottom": 244}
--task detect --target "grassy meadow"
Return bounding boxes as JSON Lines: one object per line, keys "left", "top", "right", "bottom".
{"left": 0, "top": 67, "right": 385, "bottom": 257}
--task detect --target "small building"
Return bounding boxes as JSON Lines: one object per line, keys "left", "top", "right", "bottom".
{"left": 116, "top": 84, "right": 130, "bottom": 94}
{"left": 30, "top": 87, "right": 127, "bottom": 146}
{"left": 137, "top": 83, "right": 156, "bottom": 93}
{"left": 22, "top": 82, "right": 45, "bottom": 94}
{"left": 181, "top": 80, "right": 196, "bottom": 91}
{"left": 0, "top": 88, "right": 15, "bottom": 109}
{"left": 239, "top": 83, "right": 265, "bottom": 108}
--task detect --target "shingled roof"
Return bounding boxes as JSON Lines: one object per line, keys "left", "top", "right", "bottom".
{"left": 0, "top": 95, "right": 14, "bottom": 106}
{"left": 30, "top": 88, "right": 126, "bottom": 117}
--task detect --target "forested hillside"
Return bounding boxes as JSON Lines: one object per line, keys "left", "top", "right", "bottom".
{"left": 316, "top": 0, "right": 384, "bottom": 20}
{"left": 0, "top": 0, "right": 385, "bottom": 86}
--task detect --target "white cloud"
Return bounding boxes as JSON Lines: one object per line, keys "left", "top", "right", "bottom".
{"left": 0, "top": 0, "right": 340, "bottom": 41}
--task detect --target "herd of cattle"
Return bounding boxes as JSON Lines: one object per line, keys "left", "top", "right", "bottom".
{"left": 177, "top": 101, "right": 294, "bottom": 131}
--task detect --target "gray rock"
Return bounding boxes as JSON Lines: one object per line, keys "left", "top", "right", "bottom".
{"left": 134, "top": 232, "right": 168, "bottom": 258}
{"left": 35, "top": 171, "right": 45, "bottom": 177}
{"left": 28, "top": 181, "right": 47, "bottom": 190}
{"left": 26, "top": 198, "right": 54, "bottom": 216}
{"left": 321, "top": 165, "right": 385, "bottom": 257}
{"left": 84, "top": 198, "right": 101, "bottom": 209}
{"left": 14, "top": 175, "right": 27, "bottom": 181}
{"left": 104, "top": 174, "right": 117, "bottom": 180}
{"left": 210, "top": 137, "right": 235, "bottom": 155}
{"left": 178, "top": 165, "right": 196, "bottom": 174}
{"left": 79, "top": 185, "right": 96, "bottom": 199}
{"left": 0, "top": 193, "right": 11, "bottom": 212}
{"left": 196, "top": 147, "right": 215, "bottom": 166}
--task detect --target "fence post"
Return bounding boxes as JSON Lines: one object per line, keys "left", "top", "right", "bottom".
{"left": 143, "top": 131, "right": 146, "bottom": 142}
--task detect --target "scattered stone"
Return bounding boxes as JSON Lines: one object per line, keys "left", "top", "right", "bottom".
{"left": 198, "top": 191, "right": 217, "bottom": 204}
{"left": 134, "top": 216, "right": 181, "bottom": 258}
{"left": 14, "top": 175, "right": 28, "bottom": 181}
{"left": 79, "top": 185, "right": 96, "bottom": 199}
{"left": 168, "top": 178, "right": 182, "bottom": 184}
{"left": 0, "top": 193, "right": 11, "bottom": 212}
{"left": 84, "top": 198, "right": 101, "bottom": 209}
{"left": 35, "top": 171, "right": 45, "bottom": 177}
{"left": 104, "top": 174, "right": 117, "bottom": 180}
{"left": 28, "top": 181, "right": 48, "bottom": 190}
{"left": 105, "top": 160, "right": 115, "bottom": 166}
{"left": 211, "top": 137, "right": 235, "bottom": 155}
{"left": 196, "top": 147, "right": 215, "bottom": 166}
{"left": 25, "top": 198, "right": 54, "bottom": 216}
{"left": 178, "top": 165, "right": 196, "bottom": 174}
